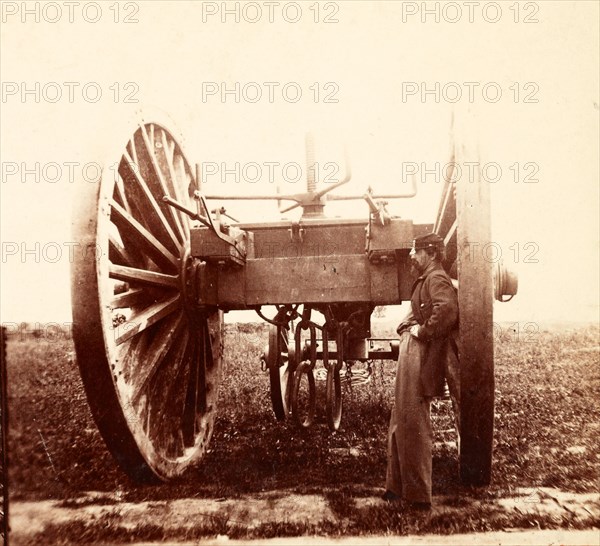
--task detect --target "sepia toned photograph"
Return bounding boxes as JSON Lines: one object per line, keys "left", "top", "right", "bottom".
{"left": 1, "top": 1, "right": 598, "bottom": 545}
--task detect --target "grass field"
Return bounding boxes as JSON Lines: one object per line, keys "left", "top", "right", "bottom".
{"left": 6, "top": 321, "right": 600, "bottom": 542}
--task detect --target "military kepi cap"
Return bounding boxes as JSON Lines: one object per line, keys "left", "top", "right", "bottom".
{"left": 413, "top": 233, "right": 445, "bottom": 250}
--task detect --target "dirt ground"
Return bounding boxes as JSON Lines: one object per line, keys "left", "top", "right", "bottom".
{"left": 140, "top": 529, "right": 600, "bottom": 546}
{"left": 9, "top": 486, "right": 600, "bottom": 545}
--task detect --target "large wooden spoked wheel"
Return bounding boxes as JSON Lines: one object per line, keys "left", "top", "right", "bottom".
{"left": 71, "top": 114, "right": 222, "bottom": 482}
{"left": 435, "top": 135, "right": 494, "bottom": 486}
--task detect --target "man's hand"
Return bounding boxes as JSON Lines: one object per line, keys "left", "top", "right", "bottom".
{"left": 409, "top": 324, "right": 420, "bottom": 339}
{"left": 396, "top": 311, "right": 417, "bottom": 336}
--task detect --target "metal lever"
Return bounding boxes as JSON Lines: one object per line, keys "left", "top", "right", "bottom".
{"left": 327, "top": 173, "right": 418, "bottom": 202}
{"left": 162, "top": 195, "right": 211, "bottom": 227}
{"left": 211, "top": 206, "right": 239, "bottom": 223}
{"left": 163, "top": 194, "right": 244, "bottom": 258}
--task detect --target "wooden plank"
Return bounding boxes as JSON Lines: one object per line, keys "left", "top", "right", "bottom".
{"left": 245, "top": 255, "right": 370, "bottom": 304}
{"left": 370, "top": 261, "right": 401, "bottom": 304}
{"left": 214, "top": 251, "right": 416, "bottom": 308}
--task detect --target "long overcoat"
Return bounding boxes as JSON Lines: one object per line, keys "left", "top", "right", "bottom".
{"left": 397, "top": 262, "right": 459, "bottom": 397}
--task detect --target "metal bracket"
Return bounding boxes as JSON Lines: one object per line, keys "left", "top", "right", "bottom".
{"left": 364, "top": 191, "right": 391, "bottom": 226}
{"left": 288, "top": 221, "right": 305, "bottom": 243}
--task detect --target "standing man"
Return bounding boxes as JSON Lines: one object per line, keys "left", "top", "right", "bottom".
{"left": 384, "top": 232, "right": 459, "bottom": 509}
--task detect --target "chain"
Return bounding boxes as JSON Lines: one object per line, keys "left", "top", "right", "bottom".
{"left": 256, "top": 304, "right": 299, "bottom": 327}
{"left": 345, "top": 360, "right": 353, "bottom": 381}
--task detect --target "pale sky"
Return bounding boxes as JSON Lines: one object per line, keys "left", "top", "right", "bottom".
{"left": 1, "top": 1, "right": 598, "bottom": 324}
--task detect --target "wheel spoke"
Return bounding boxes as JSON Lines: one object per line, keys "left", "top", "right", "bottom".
{"left": 180, "top": 336, "right": 199, "bottom": 445}
{"left": 449, "top": 259, "right": 458, "bottom": 279}
{"left": 128, "top": 137, "right": 139, "bottom": 166}
{"left": 174, "top": 152, "right": 194, "bottom": 198}
{"left": 114, "top": 173, "right": 132, "bottom": 215}
{"left": 120, "top": 150, "right": 182, "bottom": 254}
{"left": 119, "top": 328, "right": 150, "bottom": 386}
{"left": 165, "top": 331, "right": 198, "bottom": 456}
{"left": 170, "top": 332, "right": 198, "bottom": 448}
{"left": 139, "top": 124, "right": 187, "bottom": 244}
{"left": 111, "top": 199, "right": 179, "bottom": 272}
{"left": 110, "top": 288, "right": 145, "bottom": 309}
{"left": 181, "top": 320, "right": 212, "bottom": 445}
{"left": 435, "top": 177, "right": 458, "bottom": 272}
{"left": 199, "top": 321, "right": 212, "bottom": 407}
{"left": 131, "top": 312, "right": 185, "bottom": 405}
{"left": 114, "top": 294, "right": 181, "bottom": 345}
{"left": 155, "top": 127, "right": 188, "bottom": 232}
{"left": 444, "top": 218, "right": 457, "bottom": 245}
{"left": 147, "top": 329, "right": 190, "bottom": 447}
{"left": 109, "top": 264, "right": 179, "bottom": 289}
{"left": 159, "top": 129, "right": 191, "bottom": 237}
{"left": 434, "top": 177, "right": 457, "bottom": 236}
{"left": 165, "top": 133, "right": 176, "bottom": 158}
{"left": 109, "top": 231, "right": 133, "bottom": 266}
